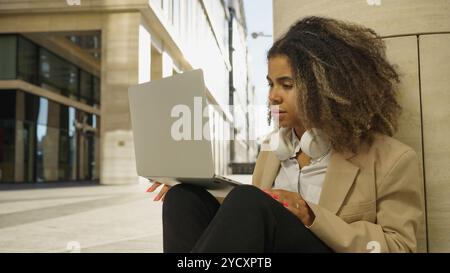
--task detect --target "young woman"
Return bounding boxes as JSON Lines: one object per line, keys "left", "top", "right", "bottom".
{"left": 148, "top": 16, "right": 424, "bottom": 253}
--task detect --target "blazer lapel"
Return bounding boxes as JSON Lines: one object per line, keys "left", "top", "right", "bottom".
{"left": 318, "top": 150, "right": 360, "bottom": 214}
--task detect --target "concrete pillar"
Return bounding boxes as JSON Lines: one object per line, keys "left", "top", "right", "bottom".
{"left": 100, "top": 12, "right": 141, "bottom": 185}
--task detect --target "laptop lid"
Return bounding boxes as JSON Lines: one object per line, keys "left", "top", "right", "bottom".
{"left": 128, "top": 69, "right": 215, "bottom": 180}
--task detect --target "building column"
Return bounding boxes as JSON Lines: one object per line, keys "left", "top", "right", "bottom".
{"left": 100, "top": 12, "right": 142, "bottom": 185}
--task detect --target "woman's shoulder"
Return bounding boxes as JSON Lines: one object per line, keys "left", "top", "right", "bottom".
{"left": 354, "top": 133, "right": 419, "bottom": 176}
{"left": 369, "top": 133, "right": 417, "bottom": 158}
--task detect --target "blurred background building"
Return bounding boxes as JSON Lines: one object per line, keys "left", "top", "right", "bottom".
{"left": 0, "top": 0, "right": 259, "bottom": 185}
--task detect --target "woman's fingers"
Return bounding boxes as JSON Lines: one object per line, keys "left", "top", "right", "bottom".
{"left": 146, "top": 180, "right": 171, "bottom": 202}
{"left": 154, "top": 185, "right": 170, "bottom": 201}
{"left": 262, "top": 189, "right": 280, "bottom": 200}
{"left": 146, "top": 181, "right": 161, "bottom": 193}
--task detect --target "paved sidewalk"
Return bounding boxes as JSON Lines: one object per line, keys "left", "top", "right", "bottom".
{"left": 0, "top": 181, "right": 163, "bottom": 253}
{"left": 0, "top": 175, "right": 252, "bottom": 253}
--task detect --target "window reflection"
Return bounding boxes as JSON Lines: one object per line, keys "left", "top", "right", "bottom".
{"left": 0, "top": 91, "right": 100, "bottom": 183}
{"left": 0, "top": 32, "right": 102, "bottom": 183}
{"left": 17, "top": 36, "right": 38, "bottom": 84}
{"left": 0, "top": 35, "right": 17, "bottom": 80}
{"left": 80, "top": 70, "right": 93, "bottom": 105}
{"left": 1, "top": 34, "right": 101, "bottom": 106}
{"left": 39, "top": 49, "right": 79, "bottom": 98}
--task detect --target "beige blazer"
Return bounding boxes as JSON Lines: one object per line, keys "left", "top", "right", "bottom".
{"left": 252, "top": 129, "right": 424, "bottom": 253}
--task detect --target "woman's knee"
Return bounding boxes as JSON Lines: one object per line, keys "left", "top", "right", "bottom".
{"left": 163, "top": 183, "right": 219, "bottom": 209}
{"left": 165, "top": 183, "right": 202, "bottom": 202}
{"left": 224, "top": 185, "right": 267, "bottom": 204}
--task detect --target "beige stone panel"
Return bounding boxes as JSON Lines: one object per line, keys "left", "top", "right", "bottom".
{"left": 419, "top": 33, "right": 450, "bottom": 253}
{"left": 273, "top": 0, "right": 450, "bottom": 39}
{"left": 384, "top": 36, "right": 427, "bottom": 252}
{"left": 0, "top": 0, "right": 146, "bottom": 12}
{"left": 101, "top": 130, "right": 138, "bottom": 185}
{"left": 100, "top": 12, "right": 140, "bottom": 185}
{"left": 0, "top": 13, "right": 102, "bottom": 33}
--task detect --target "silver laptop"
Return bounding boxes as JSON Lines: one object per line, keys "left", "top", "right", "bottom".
{"left": 128, "top": 69, "right": 242, "bottom": 192}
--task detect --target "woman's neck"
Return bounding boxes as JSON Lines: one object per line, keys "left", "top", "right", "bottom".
{"left": 293, "top": 126, "right": 305, "bottom": 140}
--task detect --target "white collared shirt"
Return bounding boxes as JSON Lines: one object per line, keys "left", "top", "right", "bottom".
{"left": 273, "top": 129, "right": 331, "bottom": 205}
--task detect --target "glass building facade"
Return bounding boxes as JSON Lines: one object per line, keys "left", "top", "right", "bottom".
{"left": 0, "top": 34, "right": 100, "bottom": 182}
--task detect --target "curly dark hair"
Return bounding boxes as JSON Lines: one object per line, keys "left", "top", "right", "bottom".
{"left": 268, "top": 16, "right": 401, "bottom": 153}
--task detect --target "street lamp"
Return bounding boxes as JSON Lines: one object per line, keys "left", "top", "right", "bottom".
{"left": 251, "top": 32, "right": 272, "bottom": 39}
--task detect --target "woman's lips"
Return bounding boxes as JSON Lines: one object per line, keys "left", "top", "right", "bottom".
{"left": 271, "top": 109, "right": 287, "bottom": 118}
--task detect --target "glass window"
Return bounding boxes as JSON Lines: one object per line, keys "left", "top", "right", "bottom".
{"left": 68, "top": 107, "right": 77, "bottom": 180}
{"left": 80, "top": 70, "right": 93, "bottom": 105}
{"left": 39, "top": 48, "right": 78, "bottom": 98}
{"left": 58, "top": 126, "right": 70, "bottom": 180}
{"left": 36, "top": 123, "right": 60, "bottom": 182}
{"left": 91, "top": 114, "right": 98, "bottom": 129}
{"left": 17, "top": 36, "right": 38, "bottom": 84}
{"left": 0, "top": 90, "right": 16, "bottom": 120}
{"left": 0, "top": 90, "right": 16, "bottom": 182}
{"left": 58, "top": 105, "right": 77, "bottom": 180}
{"left": 36, "top": 97, "right": 49, "bottom": 126}
{"left": 93, "top": 76, "right": 101, "bottom": 105}
{"left": 47, "top": 100, "right": 60, "bottom": 129}
{"left": 24, "top": 92, "right": 40, "bottom": 124}
{"left": 0, "top": 35, "right": 17, "bottom": 80}
{"left": 18, "top": 120, "right": 36, "bottom": 182}
{"left": 0, "top": 119, "right": 16, "bottom": 182}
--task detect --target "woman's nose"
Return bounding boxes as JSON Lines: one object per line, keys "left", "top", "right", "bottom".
{"left": 269, "top": 89, "right": 282, "bottom": 104}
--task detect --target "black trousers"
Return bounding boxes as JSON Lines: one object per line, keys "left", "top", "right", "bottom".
{"left": 162, "top": 183, "right": 332, "bottom": 253}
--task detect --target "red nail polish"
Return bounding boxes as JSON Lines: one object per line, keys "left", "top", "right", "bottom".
{"left": 146, "top": 187, "right": 153, "bottom": 192}
{"left": 283, "top": 202, "right": 288, "bottom": 207}
{"left": 272, "top": 194, "right": 279, "bottom": 199}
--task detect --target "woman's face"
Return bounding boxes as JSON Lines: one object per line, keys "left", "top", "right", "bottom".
{"left": 267, "top": 55, "right": 303, "bottom": 129}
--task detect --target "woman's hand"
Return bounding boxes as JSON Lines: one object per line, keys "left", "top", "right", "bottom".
{"left": 263, "top": 189, "right": 315, "bottom": 226}
{"left": 146, "top": 180, "right": 171, "bottom": 201}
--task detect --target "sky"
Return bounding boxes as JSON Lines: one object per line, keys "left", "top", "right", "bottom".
{"left": 243, "top": 0, "right": 273, "bottom": 138}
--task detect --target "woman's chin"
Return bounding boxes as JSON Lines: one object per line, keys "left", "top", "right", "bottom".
{"left": 277, "top": 121, "right": 291, "bottom": 128}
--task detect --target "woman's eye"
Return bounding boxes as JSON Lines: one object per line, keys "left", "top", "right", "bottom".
{"left": 283, "top": 85, "right": 293, "bottom": 89}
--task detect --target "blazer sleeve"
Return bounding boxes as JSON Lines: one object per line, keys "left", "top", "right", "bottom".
{"left": 305, "top": 149, "right": 424, "bottom": 253}
{"left": 251, "top": 151, "right": 268, "bottom": 188}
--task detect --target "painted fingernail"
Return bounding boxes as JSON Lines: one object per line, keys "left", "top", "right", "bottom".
{"left": 283, "top": 202, "right": 288, "bottom": 207}
{"left": 272, "top": 194, "right": 279, "bottom": 199}
{"left": 146, "top": 187, "right": 153, "bottom": 192}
